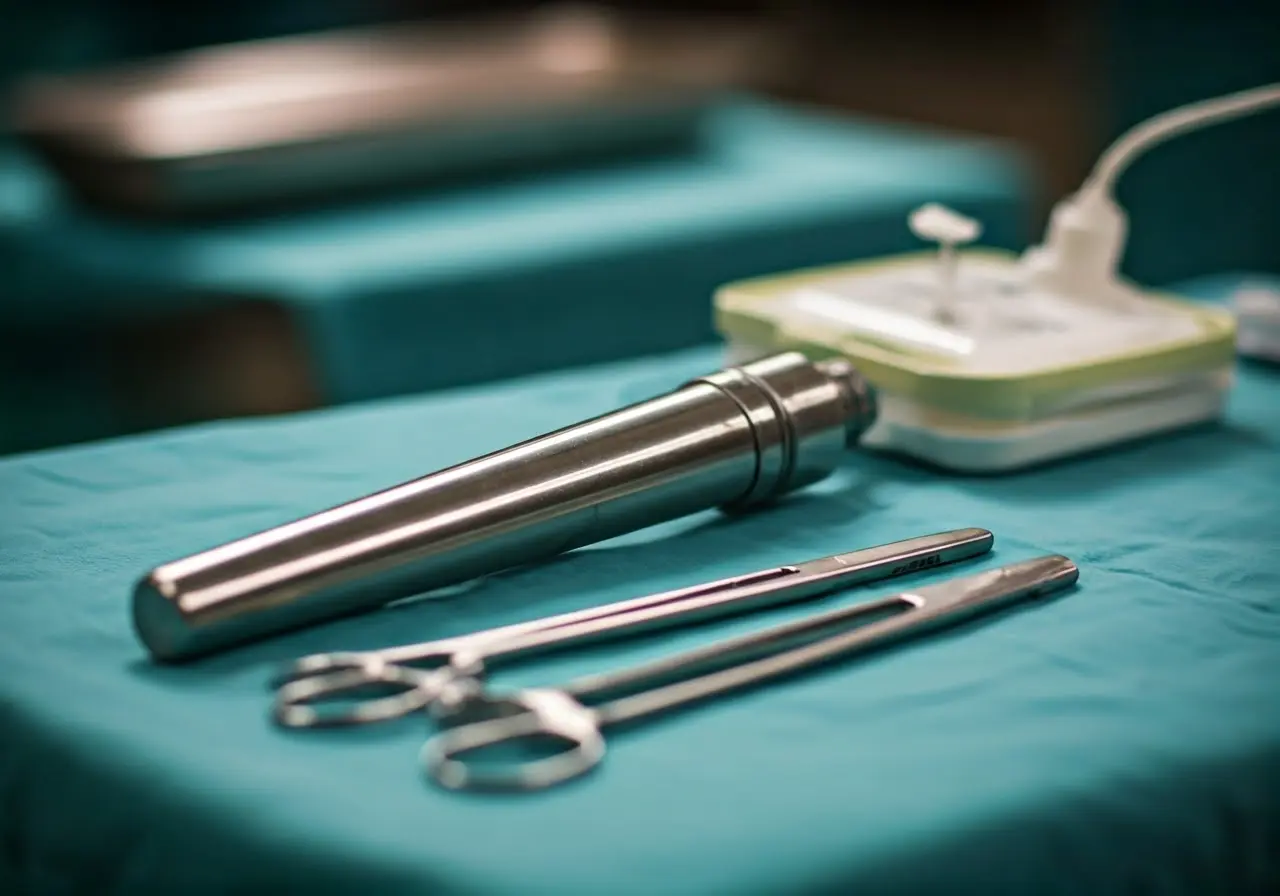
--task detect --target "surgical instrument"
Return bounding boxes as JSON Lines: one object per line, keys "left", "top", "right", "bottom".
{"left": 424, "top": 554, "right": 1079, "bottom": 793}
{"left": 273, "top": 527, "right": 994, "bottom": 728}
{"left": 133, "top": 351, "right": 876, "bottom": 662}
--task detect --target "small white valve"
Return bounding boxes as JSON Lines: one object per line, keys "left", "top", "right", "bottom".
{"left": 909, "top": 203, "right": 982, "bottom": 324}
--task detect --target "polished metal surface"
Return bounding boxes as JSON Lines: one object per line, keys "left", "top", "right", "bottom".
{"left": 423, "top": 554, "right": 1080, "bottom": 793}
{"left": 272, "top": 527, "right": 992, "bottom": 728}
{"left": 132, "top": 351, "right": 877, "bottom": 662}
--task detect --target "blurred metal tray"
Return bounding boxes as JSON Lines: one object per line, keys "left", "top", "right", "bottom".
{"left": 8, "top": 5, "right": 774, "bottom": 216}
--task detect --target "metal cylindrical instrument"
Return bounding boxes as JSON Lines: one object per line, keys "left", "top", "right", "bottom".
{"left": 133, "top": 352, "right": 877, "bottom": 662}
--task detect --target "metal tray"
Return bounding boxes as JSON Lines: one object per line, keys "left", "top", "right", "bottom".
{"left": 8, "top": 5, "right": 773, "bottom": 216}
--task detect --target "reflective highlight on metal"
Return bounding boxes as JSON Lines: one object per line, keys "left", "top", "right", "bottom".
{"left": 132, "top": 352, "right": 877, "bottom": 662}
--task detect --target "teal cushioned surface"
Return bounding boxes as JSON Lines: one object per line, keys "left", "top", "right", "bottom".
{"left": 1, "top": 277, "right": 1277, "bottom": 895}
{"left": 0, "top": 98, "right": 1031, "bottom": 447}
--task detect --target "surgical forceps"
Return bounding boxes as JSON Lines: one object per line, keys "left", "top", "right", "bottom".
{"left": 424, "top": 554, "right": 1079, "bottom": 793}
{"left": 273, "top": 528, "right": 994, "bottom": 728}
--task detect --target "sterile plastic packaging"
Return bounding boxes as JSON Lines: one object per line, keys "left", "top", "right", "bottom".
{"left": 718, "top": 246, "right": 1235, "bottom": 471}
{"left": 715, "top": 83, "right": 1277, "bottom": 471}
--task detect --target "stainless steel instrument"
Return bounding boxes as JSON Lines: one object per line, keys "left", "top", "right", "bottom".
{"left": 132, "top": 351, "right": 876, "bottom": 662}
{"left": 272, "top": 528, "right": 993, "bottom": 728}
{"left": 423, "top": 554, "right": 1080, "bottom": 793}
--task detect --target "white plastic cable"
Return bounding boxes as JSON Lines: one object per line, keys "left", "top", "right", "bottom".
{"left": 1085, "top": 82, "right": 1280, "bottom": 197}
{"left": 1021, "top": 82, "right": 1280, "bottom": 301}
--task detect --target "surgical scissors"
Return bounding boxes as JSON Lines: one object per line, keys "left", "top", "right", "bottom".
{"left": 423, "top": 554, "right": 1079, "bottom": 793}
{"left": 273, "top": 528, "right": 994, "bottom": 728}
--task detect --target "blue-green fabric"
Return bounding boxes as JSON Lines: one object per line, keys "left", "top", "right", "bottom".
{"left": 0, "top": 99, "right": 1032, "bottom": 454}
{"left": 2, "top": 277, "right": 1277, "bottom": 895}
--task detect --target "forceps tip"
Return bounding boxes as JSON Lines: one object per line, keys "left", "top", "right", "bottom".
{"left": 1039, "top": 554, "right": 1080, "bottom": 585}
{"left": 1017, "top": 552, "right": 1078, "bottom": 576}
{"left": 903, "top": 527, "right": 995, "bottom": 554}
{"left": 938, "top": 527, "right": 996, "bottom": 553}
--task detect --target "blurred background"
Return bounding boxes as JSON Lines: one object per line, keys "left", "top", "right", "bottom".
{"left": 0, "top": 0, "right": 1276, "bottom": 455}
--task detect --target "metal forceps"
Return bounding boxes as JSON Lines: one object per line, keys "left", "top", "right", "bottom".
{"left": 424, "top": 554, "right": 1079, "bottom": 794}
{"left": 273, "top": 528, "right": 994, "bottom": 728}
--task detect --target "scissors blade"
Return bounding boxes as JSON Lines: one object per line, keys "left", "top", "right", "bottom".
{"left": 273, "top": 528, "right": 995, "bottom": 727}
{"left": 591, "top": 554, "right": 1078, "bottom": 725}
{"left": 464, "top": 527, "right": 996, "bottom": 666}
{"left": 289, "top": 527, "right": 994, "bottom": 678}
